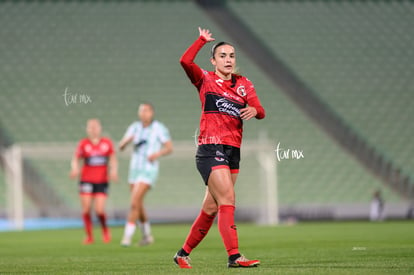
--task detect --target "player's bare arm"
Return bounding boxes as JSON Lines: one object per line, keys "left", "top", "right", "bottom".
{"left": 109, "top": 153, "right": 119, "bottom": 183}
{"left": 119, "top": 136, "right": 134, "bottom": 151}
{"left": 69, "top": 155, "right": 80, "bottom": 179}
{"left": 148, "top": 140, "right": 173, "bottom": 162}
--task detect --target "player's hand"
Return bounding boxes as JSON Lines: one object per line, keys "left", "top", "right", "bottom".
{"left": 147, "top": 152, "right": 160, "bottom": 162}
{"left": 240, "top": 106, "right": 258, "bottom": 120}
{"left": 69, "top": 169, "right": 79, "bottom": 179}
{"left": 110, "top": 172, "right": 119, "bottom": 183}
{"left": 198, "top": 27, "right": 215, "bottom": 42}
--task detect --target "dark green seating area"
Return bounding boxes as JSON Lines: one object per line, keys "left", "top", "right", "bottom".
{"left": 230, "top": 0, "right": 414, "bottom": 182}
{"left": 0, "top": 1, "right": 410, "bottom": 217}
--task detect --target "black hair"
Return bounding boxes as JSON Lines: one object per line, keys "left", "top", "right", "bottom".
{"left": 211, "top": 42, "right": 237, "bottom": 87}
{"left": 210, "top": 41, "right": 234, "bottom": 58}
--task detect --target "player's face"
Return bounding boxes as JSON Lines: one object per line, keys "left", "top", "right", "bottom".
{"left": 86, "top": 119, "right": 102, "bottom": 139}
{"left": 211, "top": 45, "right": 236, "bottom": 80}
{"left": 138, "top": 104, "right": 154, "bottom": 125}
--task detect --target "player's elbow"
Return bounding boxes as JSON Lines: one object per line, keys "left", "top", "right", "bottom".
{"left": 255, "top": 107, "right": 266, "bottom": 120}
{"left": 179, "top": 57, "right": 188, "bottom": 68}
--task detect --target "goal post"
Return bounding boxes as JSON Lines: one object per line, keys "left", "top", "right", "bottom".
{"left": 2, "top": 145, "right": 24, "bottom": 230}
{"left": 256, "top": 131, "right": 279, "bottom": 225}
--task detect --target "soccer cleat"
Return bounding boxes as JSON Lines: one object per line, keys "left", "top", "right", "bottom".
{"left": 227, "top": 255, "right": 260, "bottom": 268}
{"left": 138, "top": 235, "right": 154, "bottom": 246}
{"left": 174, "top": 253, "right": 192, "bottom": 269}
{"left": 82, "top": 237, "right": 94, "bottom": 245}
{"left": 102, "top": 228, "right": 111, "bottom": 243}
{"left": 120, "top": 236, "right": 132, "bottom": 247}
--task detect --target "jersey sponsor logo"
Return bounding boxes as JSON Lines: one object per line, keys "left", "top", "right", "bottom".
{"left": 85, "top": 156, "right": 108, "bottom": 166}
{"left": 204, "top": 92, "right": 245, "bottom": 118}
{"left": 216, "top": 98, "right": 240, "bottom": 117}
{"left": 236, "top": 85, "right": 246, "bottom": 97}
{"left": 215, "top": 157, "right": 225, "bottom": 162}
{"left": 134, "top": 140, "right": 147, "bottom": 151}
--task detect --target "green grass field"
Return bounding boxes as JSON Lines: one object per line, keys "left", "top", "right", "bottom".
{"left": 0, "top": 221, "right": 413, "bottom": 274}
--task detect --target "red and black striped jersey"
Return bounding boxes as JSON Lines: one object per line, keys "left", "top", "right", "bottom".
{"left": 75, "top": 137, "right": 114, "bottom": 183}
{"left": 180, "top": 36, "right": 265, "bottom": 148}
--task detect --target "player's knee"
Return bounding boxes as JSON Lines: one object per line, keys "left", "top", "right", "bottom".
{"left": 202, "top": 201, "right": 218, "bottom": 216}
{"left": 130, "top": 201, "right": 142, "bottom": 212}
{"left": 203, "top": 206, "right": 218, "bottom": 216}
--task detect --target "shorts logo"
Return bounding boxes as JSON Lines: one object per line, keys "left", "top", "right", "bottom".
{"left": 216, "top": 150, "right": 225, "bottom": 157}
{"left": 215, "top": 157, "right": 225, "bottom": 162}
{"left": 80, "top": 183, "right": 93, "bottom": 193}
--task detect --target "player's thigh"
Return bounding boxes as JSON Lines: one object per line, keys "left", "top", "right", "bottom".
{"left": 80, "top": 195, "right": 93, "bottom": 213}
{"left": 231, "top": 173, "right": 238, "bottom": 185}
{"left": 131, "top": 182, "right": 151, "bottom": 204}
{"left": 207, "top": 168, "right": 235, "bottom": 206}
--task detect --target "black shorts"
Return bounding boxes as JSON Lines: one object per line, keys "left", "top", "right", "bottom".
{"left": 79, "top": 182, "right": 108, "bottom": 196}
{"left": 196, "top": 144, "right": 240, "bottom": 185}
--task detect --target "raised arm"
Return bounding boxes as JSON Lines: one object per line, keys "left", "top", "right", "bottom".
{"left": 180, "top": 27, "right": 215, "bottom": 87}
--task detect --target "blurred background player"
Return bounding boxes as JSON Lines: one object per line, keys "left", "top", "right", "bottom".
{"left": 119, "top": 103, "right": 173, "bottom": 246}
{"left": 370, "top": 189, "right": 385, "bottom": 221}
{"left": 173, "top": 27, "right": 265, "bottom": 268}
{"left": 70, "top": 118, "right": 118, "bottom": 244}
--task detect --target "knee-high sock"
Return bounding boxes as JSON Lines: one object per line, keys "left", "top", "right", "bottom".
{"left": 97, "top": 214, "right": 107, "bottom": 231}
{"left": 182, "top": 210, "right": 216, "bottom": 254}
{"left": 123, "top": 222, "right": 136, "bottom": 239}
{"left": 82, "top": 213, "right": 93, "bottom": 238}
{"left": 218, "top": 205, "right": 239, "bottom": 256}
{"left": 138, "top": 221, "right": 151, "bottom": 238}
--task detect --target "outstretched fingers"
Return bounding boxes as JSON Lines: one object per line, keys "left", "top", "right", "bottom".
{"left": 198, "top": 27, "right": 215, "bottom": 42}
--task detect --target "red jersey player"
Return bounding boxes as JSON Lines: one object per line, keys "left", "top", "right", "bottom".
{"left": 174, "top": 27, "right": 265, "bottom": 268}
{"left": 70, "top": 119, "right": 118, "bottom": 244}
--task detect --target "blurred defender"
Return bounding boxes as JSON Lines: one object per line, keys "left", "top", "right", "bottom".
{"left": 119, "top": 103, "right": 173, "bottom": 246}
{"left": 70, "top": 119, "right": 118, "bottom": 244}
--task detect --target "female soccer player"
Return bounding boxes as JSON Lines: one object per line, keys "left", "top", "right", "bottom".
{"left": 70, "top": 119, "right": 118, "bottom": 244}
{"left": 120, "top": 103, "right": 173, "bottom": 246}
{"left": 173, "top": 27, "right": 265, "bottom": 268}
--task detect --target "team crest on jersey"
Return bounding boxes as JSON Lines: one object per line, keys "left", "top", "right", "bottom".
{"left": 236, "top": 85, "right": 246, "bottom": 97}
{"left": 100, "top": 142, "right": 109, "bottom": 153}
{"left": 85, "top": 144, "right": 92, "bottom": 153}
